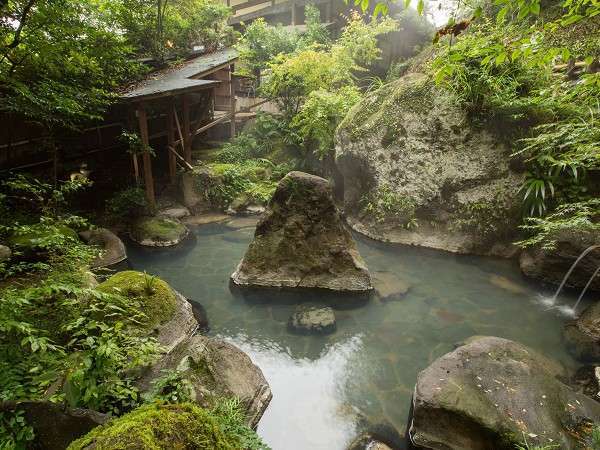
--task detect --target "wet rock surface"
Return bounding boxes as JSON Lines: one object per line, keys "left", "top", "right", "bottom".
{"left": 231, "top": 171, "right": 372, "bottom": 292}
{"left": 138, "top": 334, "right": 272, "bottom": 428}
{"left": 410, "top": 336, "right": 600, "bottom": 449}
{"left": 571, "top": 365, "right": 600, "bottom": 401}
{"left": 564, "top": 301, "right": 600, "bottom": 362}
{"left": 288, "top": 305, "right": 336, "bottom": 335}
{"left": 79, "top": 228, "right": 126, "bottom": 268}
{"left": 519, "top": 230, "right": 600, "bottom": 291}
{"left": 335, "top": 73, "right": 523, "bottom": 256}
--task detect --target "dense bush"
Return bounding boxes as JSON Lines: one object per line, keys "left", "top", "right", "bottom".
{"left": 105, "top": 187, "right": 151, "bottom": 222}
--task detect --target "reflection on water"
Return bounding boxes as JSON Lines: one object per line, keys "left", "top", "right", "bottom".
{"left": 126, "top": 220, "right": 582, "bottom": 450}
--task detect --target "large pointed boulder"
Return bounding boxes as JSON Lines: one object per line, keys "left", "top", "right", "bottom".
{"left": 231, "top": 171, "right": 372, "bottom": 292}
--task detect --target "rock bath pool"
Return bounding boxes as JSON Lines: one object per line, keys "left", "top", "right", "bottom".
{"left": 126, "top": 218, "right": 582, "bottom": 450}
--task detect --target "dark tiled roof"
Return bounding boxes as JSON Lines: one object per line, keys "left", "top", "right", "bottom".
{"left": 122, "top": 47, "right": 238, "bottom": 101}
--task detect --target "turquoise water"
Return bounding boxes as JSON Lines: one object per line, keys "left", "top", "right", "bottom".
{"left": 126, "top": 218, "right": 581, "bottom": 450}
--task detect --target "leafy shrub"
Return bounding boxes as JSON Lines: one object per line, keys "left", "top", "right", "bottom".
{"left": 290, "top": 86, "right": 362, "bottom": 158}
{"left": 105, "top": 187, "right": 150, "bottom": 222}
{"left": 450, "top": 195, "right": 519, "bottom": 239}
{"left": 145, "top": 370, "right": 194, "bottom": 404}
{"left": 517, "top": 198, "right": 600, "bottom": 250}
{"left": 360, "top": 185, "right": 417, "bottom": 228}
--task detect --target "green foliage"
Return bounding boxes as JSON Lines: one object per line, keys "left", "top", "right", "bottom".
{"left": 211, "top": 398, "right": 269, "bottom": 450}
{"left": 451, "top": 194, "right": 519, "bottom": 239}
{"left": 0, "top": 409, "right": 34, "bottom": 450}
{"left": 360, "top": 185, "right": 418, "bottom": 228}
{"left": 235, "top": 18, "right": 301, "bottom": 79}
{"left": 235, "top": 4, "right": 329, "bottom": 79}
{"left": 430, "top": 1, "right": 599, "bottom": 242}
{"left": 105, "top": 187, "right": 150, "bottom": 222}
{"left": 196, "top": 159, "right": 280, "bottom": 210}
{"left": 291, "top": 86, "right": 362, "bottom": 159}
{"left": 112, "top": 0, "right": 236, "bottom": 62}
{"left": 0, "top": 0, "right": 143, "bottom": 129}
{"left": 145, "top": 370, "right": 194, "bottom": 404}
{"left": 517, "top": 198, "right": 600, "bottom": 249}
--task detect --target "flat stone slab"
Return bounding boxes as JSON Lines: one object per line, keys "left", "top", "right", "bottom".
{"left": 372, "top": 271, "right": 410, "bottom": 300}
{"left": 158, "top": 205, "right": 191, "bottom": 220}
{"left": 182, "top": 213, "right": 229, "bottom": 226}
{"left": 79, "top": 228, "right": 126, "bottom": 268}
{"left": 288, "top": 306, "right": 336, "bottom": 335}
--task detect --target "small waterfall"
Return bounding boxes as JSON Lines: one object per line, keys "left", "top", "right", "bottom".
{"left": 572, "top": 266, "right": 600, "bottom": 313}
{"left": 552, "top": 244, "right": 600, "bottom": 305}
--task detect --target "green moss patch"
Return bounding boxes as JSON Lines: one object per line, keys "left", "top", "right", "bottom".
{"left": 97, "top": 271, "right": 177, "bottom": 329}
{"left": 67, "top": 403, "right": 237, "bottom": 450}
{"left": 130, "top": 217, "right": 187, "bottom": 244}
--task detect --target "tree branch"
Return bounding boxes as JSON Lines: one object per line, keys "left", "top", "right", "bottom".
{"left": 6, "top": 0, "right": 37, "bottom": 49}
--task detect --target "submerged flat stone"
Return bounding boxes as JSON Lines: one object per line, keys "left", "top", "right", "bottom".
{"left": 288, "top": 305, "right": 336, "bottom": 335}
{"left": 231, "top": 171, "right": 372, "bottom": 293}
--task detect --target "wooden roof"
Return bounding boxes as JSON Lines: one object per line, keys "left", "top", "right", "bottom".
{"left": 122, "top": 47, "right": 239, "bottom": 102}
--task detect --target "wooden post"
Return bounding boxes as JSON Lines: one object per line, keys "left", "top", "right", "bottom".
{"left": 291, "top": 1, "right": 296, "bottom": 25}
{"left": 167, "top": 100, "right": 177, "bottom": 183}
{"left": 137, "top": 104, "right": 155, "bottom": 208}
{"left": 325, "top": 0, "right": 332, "bottom": 22}
{"left": 128, "top": 107, "right": 140, "bottom": 184}
{"left": 182, "top": 94, "right": 192, "bottom": 164}
{"left": 229, "top": 67, "right": 236, "bottom": 138}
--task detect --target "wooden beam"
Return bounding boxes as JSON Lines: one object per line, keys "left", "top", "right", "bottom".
{"left": 167, "top": 100, "right": 177, "bottom": 183}
{"left": 229, "top": 66, "right": 236, "bottom": 138}
{"left": 193, "top": 113, "right": 232, "bottom": 137}
{"left": 168, "top": 146, "right": 194, "bottom": 171}
{"left": 137, "top": 104, "right": 155, "bottom": 208}
{"left": 291, "top": 1, "right": 297, "bottom": 25}
{"left": 182, "top": 94, "right": 192, "bottom": 164}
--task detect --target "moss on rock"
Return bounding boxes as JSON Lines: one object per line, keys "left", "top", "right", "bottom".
{"left": 67, "top": 403, "right": 238, "bottom": 450}
{"left": 130, "top": 217, "right": 188, "bottom": 247}
{"left": 97, "top": 271, "right": 177, "bottom": 329}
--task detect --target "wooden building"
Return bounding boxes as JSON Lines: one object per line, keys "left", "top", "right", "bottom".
{"left": 0, "top": 48, "right": 254, "bottom": 208}
{"left": 226, "top": 0, "right": 345, "bottom": 27}
{"left": 121, "top": 48, "right": 239, "bottom": 207}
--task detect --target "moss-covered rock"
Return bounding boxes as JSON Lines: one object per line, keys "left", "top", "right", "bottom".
{"left": 137, "top": 335, "right": 272, "bottom": 429}
{"left": 410, "top": 336, "right": 600, "bottom": 449}
{"left": 67, "top": 403, "right": 239, "bottom": 450}
{"left": 335, "top": 73, "right": 523, "bottom": 257}
{"left": 130, "top": 217, "right": 189, "bottom": 247}
{"left": 231, "top": 171, "right": 372, "bottom": 292}
{"left": 97, "top": 271, "right": 177, "bottom": 330}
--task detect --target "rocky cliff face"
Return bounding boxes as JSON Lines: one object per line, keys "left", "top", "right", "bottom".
{"left": 335, "top": 73, "right": 524, "bottom": 257}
